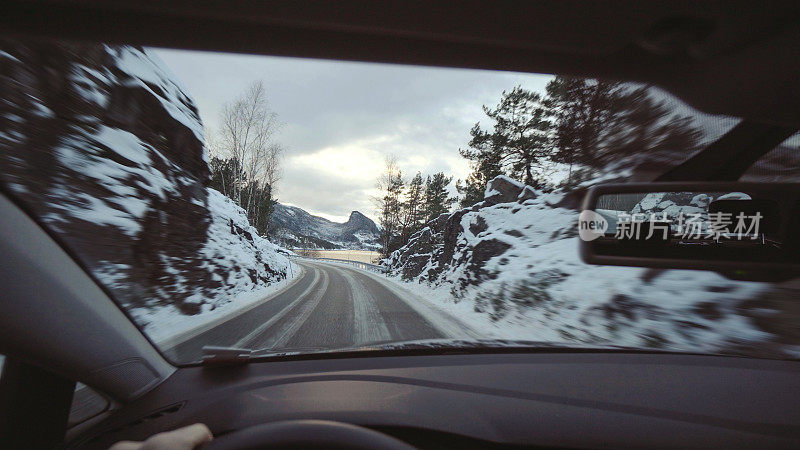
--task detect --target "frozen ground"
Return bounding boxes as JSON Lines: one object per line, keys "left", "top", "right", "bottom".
{"left": 386, "top": 177, "right": 798, "bottom": 357}
{"left": 143, "top": 261, "right": 302, "bottom": 345}
{"left": 131, "top": 189, "right": 297, "bottom": 343}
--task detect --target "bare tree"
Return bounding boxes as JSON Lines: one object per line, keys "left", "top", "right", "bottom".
{"left": 373, "top": 155, "right": 405, "bottom": 257}
{"left": 213, "top": 81, "right": 284, "bottom": 234}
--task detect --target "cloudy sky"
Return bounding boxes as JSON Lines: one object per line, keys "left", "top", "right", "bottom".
{"left": 154, "top": 48, "right": 553, "bottom": 222}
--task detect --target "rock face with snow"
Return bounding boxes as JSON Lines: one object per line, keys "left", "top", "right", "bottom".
{"left": 270, "top": 203, "right": 380, "bottom": 250}
{"left": 0, "top": 40, "right": 290, "bottom": 321}
{"left": 386, "top": 175, "right": 800, "bottom": 358}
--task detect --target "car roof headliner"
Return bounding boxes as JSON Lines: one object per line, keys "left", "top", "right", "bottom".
{"left": 3, "top": 0, "right": 800, "bottom": 126}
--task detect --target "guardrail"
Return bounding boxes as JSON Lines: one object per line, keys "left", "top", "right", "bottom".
{"left": 292, "top": 256, "right": 388, "bottom": 274}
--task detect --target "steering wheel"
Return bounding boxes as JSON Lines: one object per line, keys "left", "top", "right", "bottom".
{"left": 205, "top": 420, "right": 416, "bottom": 449}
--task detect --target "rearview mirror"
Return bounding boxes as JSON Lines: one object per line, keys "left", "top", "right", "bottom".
{"left": 578, "top": 182, "right": 800, "bottom": 279}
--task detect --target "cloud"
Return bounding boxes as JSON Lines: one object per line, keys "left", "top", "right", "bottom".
{"left": 290, "top": 137, "right": 390, "bottom": 181}
{"left": 280, "top": 161, "right": 379, "bottom": 223}
{"left": 153, "top": 48, "right": 553, "bottom": 221}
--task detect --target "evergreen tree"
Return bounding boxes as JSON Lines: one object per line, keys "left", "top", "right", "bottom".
{"left": 460, "top": 86, "right": 553, "bottom": 189}
{"left": 455, "top": 175, "right": 484, "bottom": 209}
{"left": 209, "top": 156, "right": 276, "bottom": 235}
{"left": 545, "top": 76, "right": 703, "bottom": 186}
{"left": 376, "top": 157, "right": 405, "bottom": 258}
{"left": 399, "top": 172, "right": 425, "bottom": 240}
{"left": 423, "top": 172, "right": 456, "bottom": 222}
{"left": 456, "top": 123, "right": 505, "bottom": 207}
{"left": 544, "top": 77, "right": 618, "bottom": 184}
{"left": 239, "top": 180, "right": 275, "bottom": 235}
{"left": 208, "top": 156, "right": 243, "bottom": 199}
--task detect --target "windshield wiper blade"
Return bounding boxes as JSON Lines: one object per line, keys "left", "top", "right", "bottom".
{"left": 201, "top": 345, "right": 253, "bottom": 366}
{"left": 201, "top": 339, "right": 708, "bottom": 366}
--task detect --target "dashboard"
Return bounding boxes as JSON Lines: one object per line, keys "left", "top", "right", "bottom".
{"left": 72, "top": 351, "right": 800, "bottom": 448}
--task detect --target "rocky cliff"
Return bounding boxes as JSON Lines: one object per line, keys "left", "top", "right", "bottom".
{"left": 386, "top": 175, "right": 800, "bottom": 358}
{"left": 271, "top": 203, "right": 380, "bottom": 250}
{"left": 0, "top": 39, "right": 290, "bottom": 326}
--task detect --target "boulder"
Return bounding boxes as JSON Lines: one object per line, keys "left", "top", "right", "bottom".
{"left": 484, "top": 175, "right": 524, "bottom": 205}
{"left": 518, "top": 186, "right": 538, "bottom": 202}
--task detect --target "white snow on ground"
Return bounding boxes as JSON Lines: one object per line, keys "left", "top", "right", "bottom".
{"left": 141, "top": 263, "right": 301, "bottom": 344}
{"left": 2, "top": 43, "right": 295, "bottom": 351}
{"left": 201, "top": 189, "right": 292, "bottom": 281}
{"left": 387, "top": 187, "right": 784, "bottom": 355}
{"left": 132, "top": 189, "right": 298, "bottom": 342}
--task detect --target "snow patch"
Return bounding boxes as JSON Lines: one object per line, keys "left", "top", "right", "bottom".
{"left": 387, "top": 178, "right": 795, "bottom": 358}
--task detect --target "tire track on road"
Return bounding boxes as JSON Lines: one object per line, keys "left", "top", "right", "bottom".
{"left": 170, "top": 260, "right": 478, "bottom": 362}
{"left": 342, "top": 266, "right": 445, "bottom": 341}
{"left": 235, "top": 266, "right": 322, "bottom": 348}
{"left": 341, "top": 269, "right": 392, "bottom": 345}
{"left": 246, "top": 267, "right": 331, "bottom": 350}
{"left": 282, "top": 265, "right": 355, "bottom": 350}
{"left": 335, "top": 263, "right": 482, "bottom": 340}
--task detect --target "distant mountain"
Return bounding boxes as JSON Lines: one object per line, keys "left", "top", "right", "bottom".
{"left": 270, "top": 203, "right": 381, "bottom": 250}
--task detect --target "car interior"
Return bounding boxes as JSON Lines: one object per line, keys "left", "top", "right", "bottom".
{"left": 1, "top": 1, "right": 799, "bottom": 448}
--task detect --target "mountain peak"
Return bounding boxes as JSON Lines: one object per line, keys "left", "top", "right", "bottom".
{"left": 344, "top": 210, "right": 380, "bottom": 234}
{"left": 271, "top": 203, "right": 380, "bottom": 250}
{"left": 346, "top": 210, "right": 368, "bottom": 222}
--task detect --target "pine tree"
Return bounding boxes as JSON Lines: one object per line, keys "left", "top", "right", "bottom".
{"left": 399, "top": 172, "right": 425, "bottom": 240}
{"left": 209, "top": 156, "right": 276, "bottom": 236}
{"left": 459, "top": 86, "right": 553, "bottom": 189}
{"left": 423, "top": 172, "right": 456, "bottom": 222}
{"left": 209, "top": 156, "right": 242, "bottom": 199}
{"left": 376, "top": 157, "right": 405, "bottom": 258}
{"left": 545, "top": 76, "right": 618, "bottom": 183}
{"left": 456, "top": 122, "right": 504, "bottom": 207}
{"left": 545, "top": 76, "right": 703, "bottom": 186}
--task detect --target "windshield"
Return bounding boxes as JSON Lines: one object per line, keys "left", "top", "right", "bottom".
{"left": 1, "top": 39, "right": 798, "bottom": 365}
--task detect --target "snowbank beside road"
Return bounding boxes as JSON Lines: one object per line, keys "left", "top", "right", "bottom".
{"left": 386, "top": 176, "right": 799, "bottom": 358}
{"left": 1, "top": 42, "right": 295, "bottom": 344}
{"left": 143, "top": 262, "right": 302, "bottom": 346}
{"left": 131, "top": 189, "right": 298, "bottom": 342}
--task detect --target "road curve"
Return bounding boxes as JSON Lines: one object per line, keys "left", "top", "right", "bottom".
{"left": 166, "top": 260, "right": 474, "bottom": 363}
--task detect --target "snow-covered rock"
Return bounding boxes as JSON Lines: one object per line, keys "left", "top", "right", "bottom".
{"left": 270, "top": 203, "right": 380, "bottom": 250}
{"left": 483, "top": 175, "right": 525, "bottom": 206}
{"left": 0, "top": 41, "right": 290, "bottom": 329}
{"left": 386, "top": 175, "right": 800, "bottom": 358}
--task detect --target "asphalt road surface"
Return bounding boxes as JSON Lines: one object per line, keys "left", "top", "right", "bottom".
{"left": 166, "top": 260, "right": 475, "bottom": 363}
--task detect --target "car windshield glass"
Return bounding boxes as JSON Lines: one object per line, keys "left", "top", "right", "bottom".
{"left": 1, "top": 39, "right": 798, "bottom": 365}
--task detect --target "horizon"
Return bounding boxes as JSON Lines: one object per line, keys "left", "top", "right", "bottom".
{"left": 275, "top": 201, "right": 373, "bottom": 226}
{"left": 152, "top": 47, "right": 553, "bottom": 223}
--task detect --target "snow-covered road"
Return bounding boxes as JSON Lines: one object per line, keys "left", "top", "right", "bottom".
{"left": 165, "top": 260, "right": 477, "bottom": 362}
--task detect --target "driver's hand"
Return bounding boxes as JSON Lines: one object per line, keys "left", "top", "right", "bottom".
{"left": 109, "top": 423, "right": 213, "bottom": 450}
